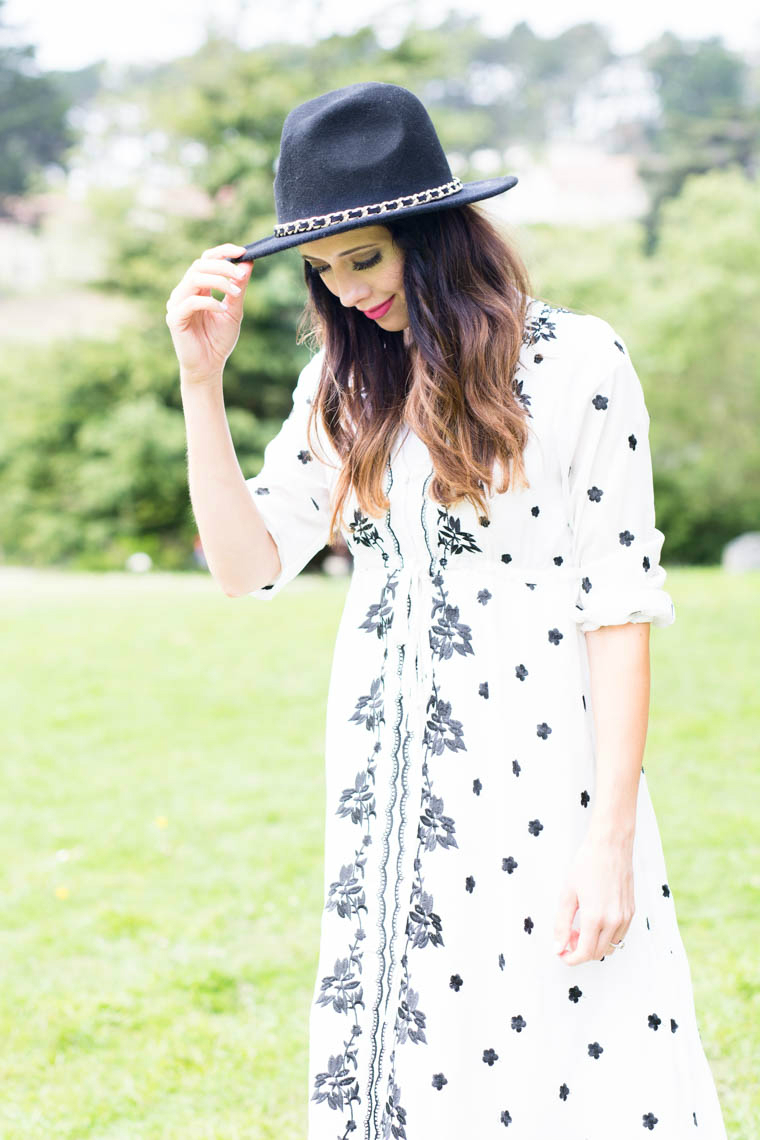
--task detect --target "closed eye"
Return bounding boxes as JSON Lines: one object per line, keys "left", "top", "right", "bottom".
{"left": 353, "top": 251, "right": 382, "bottom": 271}
{"left": 310, "top": 250, "right": 383, "bottom": 276}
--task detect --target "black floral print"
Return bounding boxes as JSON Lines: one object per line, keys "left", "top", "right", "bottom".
{"left": 511, "top": 375, "right": 533, "bottom": 414}
{"left": 521, "top": 300, "right": 569, "bottom": 346}
{"left": 359, "top": 569, "right": 399, "bottom": 638}
{"left": 383, "top": 1081, "right": 407, "bottom": 1138}
{"left": 425, "top": 697, "right": 466, "bottom": 755}
{"left": 349, "top": 508, "right": 390, "bottom": 564}
{"left": 436, "top": 508, "right": 482, "bottom": 563}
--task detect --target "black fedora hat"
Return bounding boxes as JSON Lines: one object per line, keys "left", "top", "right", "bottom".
{"left": 228, "top": 81, "right": 518, "bottom": 263}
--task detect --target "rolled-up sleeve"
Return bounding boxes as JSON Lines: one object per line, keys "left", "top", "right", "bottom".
{"left": 245, "top": 349, "right": 334, "bottom": 600}
{"left": 560, "top": 318, "right": 676, "bottom": 633}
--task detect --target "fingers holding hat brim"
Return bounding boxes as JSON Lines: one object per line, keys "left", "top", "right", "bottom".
{"left": 229, "top": 174, "right": 519, "bottom": 263}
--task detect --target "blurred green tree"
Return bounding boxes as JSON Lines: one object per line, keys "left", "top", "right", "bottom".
{"left": 638, "top": 33, "right": 760, "bottom": 251}
{"left": 0, "top": 0, "right": 83, "bottom": 206}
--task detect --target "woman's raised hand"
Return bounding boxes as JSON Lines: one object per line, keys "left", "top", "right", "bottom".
{"left": 166, "top": 242, "right": 253, "bottom": 383}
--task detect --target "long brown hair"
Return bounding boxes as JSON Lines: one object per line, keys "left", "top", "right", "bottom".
{"left": 296, "top": 203, "right": 535, "bottom": 545}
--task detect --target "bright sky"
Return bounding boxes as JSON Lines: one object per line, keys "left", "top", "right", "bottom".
{"left": 5, "top": 0, "right": 760, "bottom": 71}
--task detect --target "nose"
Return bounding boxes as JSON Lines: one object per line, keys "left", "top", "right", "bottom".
{"left": 335, "top": 273, "right": 371, "bottom": 309}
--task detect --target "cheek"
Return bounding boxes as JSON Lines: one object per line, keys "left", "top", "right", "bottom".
{"left": 385, "top": 259, "right": 405, "bottom": 292}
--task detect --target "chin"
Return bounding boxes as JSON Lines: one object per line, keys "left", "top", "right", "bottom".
{"left": 382, "top": 310, "right": 410, "bottom": 332}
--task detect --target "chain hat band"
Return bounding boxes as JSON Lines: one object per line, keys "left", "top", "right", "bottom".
{"left": 229, "top": 82, "right": 518, "bottom": 263}
{"left": 273, "top": 177, "right": 464, "bottom": 238}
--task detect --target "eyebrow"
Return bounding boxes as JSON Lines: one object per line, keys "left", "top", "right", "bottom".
{"left": 300, "top": 243, "right": 378, "bottom": 263}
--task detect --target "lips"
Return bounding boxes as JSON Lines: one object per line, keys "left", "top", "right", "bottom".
{"left": 362, "top": 296, "right": 394, "bottom": 319}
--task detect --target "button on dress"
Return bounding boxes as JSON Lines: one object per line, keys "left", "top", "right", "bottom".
{"left": 245, "top": 298, "right": 728, "bottom": 1139}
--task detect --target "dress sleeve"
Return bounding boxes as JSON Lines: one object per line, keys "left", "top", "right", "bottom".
{"left": 561, "top": 319, "right": 676, "bottom": 633}
{"left": 245, "top": 348, "right": 334, "bottom": 600}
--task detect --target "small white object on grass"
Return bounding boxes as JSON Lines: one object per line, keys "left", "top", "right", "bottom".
{"left": 722, "top": 532, "right": 760, "bottom": 572}
{"left": 322, "top": 553, "right": 352, "bottom": 577}
{"left": 126, "top": 552, "right": 153, "bottom": 573}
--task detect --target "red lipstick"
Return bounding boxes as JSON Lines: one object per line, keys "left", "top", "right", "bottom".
{"left": 363, "top": 296, "right": 394, "bottom": 320}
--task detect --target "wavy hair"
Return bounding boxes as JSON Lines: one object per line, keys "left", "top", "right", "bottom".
{"left": 296, "top": 202, "right": 535, "bottom": 546}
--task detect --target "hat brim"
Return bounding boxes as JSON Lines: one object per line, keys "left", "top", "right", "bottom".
{"left": 228, "top": 175, "right": 518, "bottom": 263}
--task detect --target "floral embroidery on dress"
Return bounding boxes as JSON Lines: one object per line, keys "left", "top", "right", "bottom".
{"left": 377, "top": 505, "right": 485, "bottom": 1136}
{"left": 348, "top": 508, "right": 390, "bottom": 564}
{"left": 436, "top": 508, "right": 482, "bottom": 565}
{"left": 521, "top": 300, "right": 570, "bottom": 347}
{"left": 511, "top": 375, "right": 533, "bottom": 414}
{"left": 359, "top": 569, "right": 399, "bottom": 638}
{"left": 312, "top": 566, "right": 399, "bottom": 1137}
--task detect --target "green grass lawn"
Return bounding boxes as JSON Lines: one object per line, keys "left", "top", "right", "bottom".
{"left": 0, "top": 566, "right": 756, "bottom": 1139}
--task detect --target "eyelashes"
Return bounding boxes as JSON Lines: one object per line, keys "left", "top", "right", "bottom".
{"left": 352, "top": 250, "right": 382, "bottom": 272}
{"left": 310, "top": 250, "right": 383, "bottom": 276}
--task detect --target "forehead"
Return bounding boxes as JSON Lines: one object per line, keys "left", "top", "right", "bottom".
{"left": 298, "top": 224, "right": 390, "bottom": 260}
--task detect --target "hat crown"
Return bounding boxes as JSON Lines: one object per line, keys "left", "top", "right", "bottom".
{"left": 274, "top": 82, "right": 454, "bottom": 225}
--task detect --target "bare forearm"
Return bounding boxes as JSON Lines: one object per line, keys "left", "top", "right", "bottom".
{"left": 180, "top": 373, "right": 281, "bottom": 596}
{"left": 584, "top": 622, "right": 651, "bottom": 848}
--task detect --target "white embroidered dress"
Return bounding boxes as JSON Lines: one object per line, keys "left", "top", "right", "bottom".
{"left": 245, "top": 298, "right": 727, "bottom": 1139}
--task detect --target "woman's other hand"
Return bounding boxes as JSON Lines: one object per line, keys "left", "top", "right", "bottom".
{"left": 552, "top": 832, "right": 635, "bottom": 965}
{"left": 165, "top": 242, "right": 253, "bottom": 383}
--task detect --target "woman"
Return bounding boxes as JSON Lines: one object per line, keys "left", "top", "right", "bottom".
{"left": 166, "top": 82, "right": 727, "bottom": 1139}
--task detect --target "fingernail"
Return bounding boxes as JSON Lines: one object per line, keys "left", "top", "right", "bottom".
{"left": 229, "top": 282, "right": 241, "bottom": 294}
